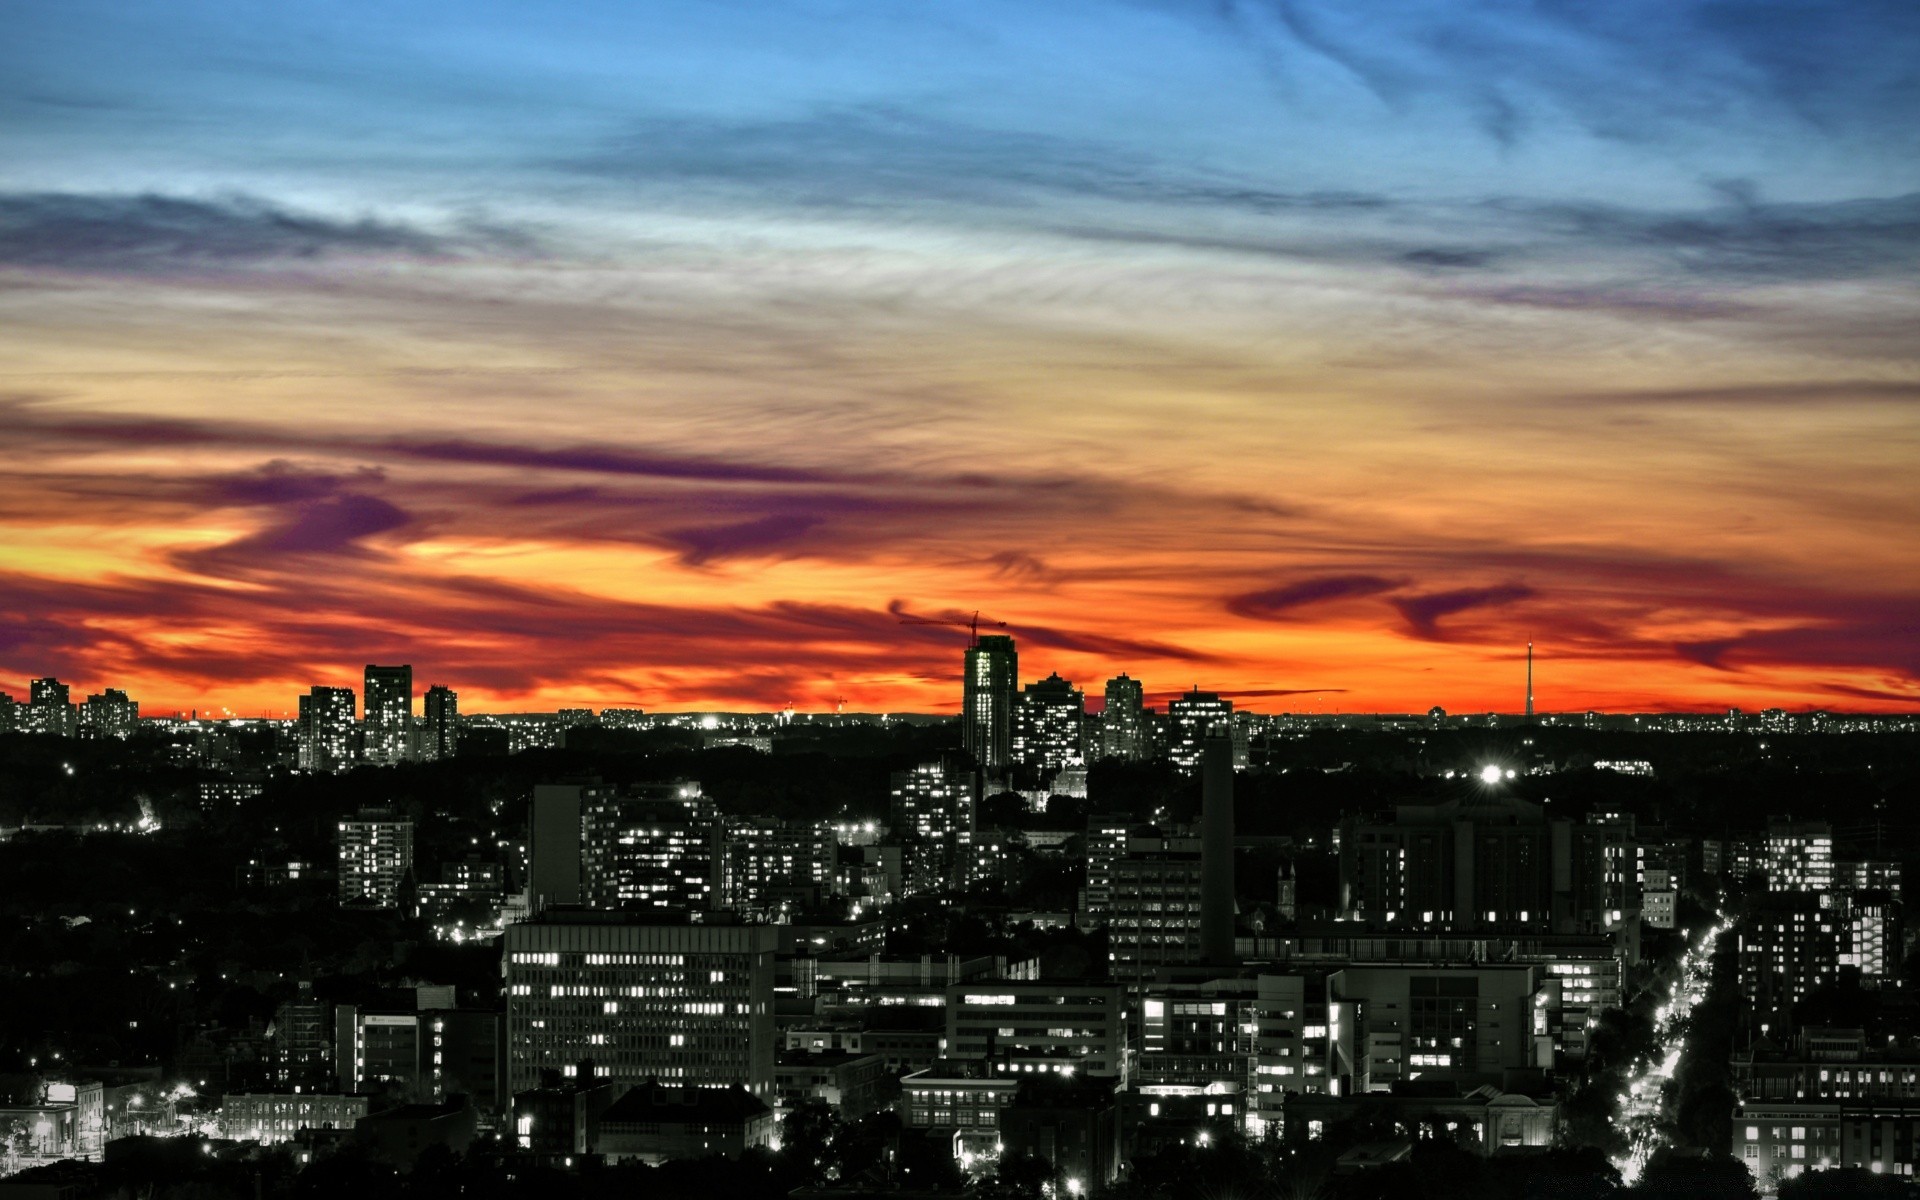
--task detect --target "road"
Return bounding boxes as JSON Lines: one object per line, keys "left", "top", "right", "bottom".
{"left": 1612, "top": 916, "right": 1731, "bottom": 1186}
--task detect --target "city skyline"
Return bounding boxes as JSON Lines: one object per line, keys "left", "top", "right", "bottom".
{"left": 4, "top": 2, "right": 1917, "bottom": 717}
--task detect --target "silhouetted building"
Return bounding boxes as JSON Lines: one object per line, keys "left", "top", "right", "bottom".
{"left": 80, "top": 688, "right": 138, "bottom": 739}
{"left": 1339, "top": 792, "right": 1640, "bottom": 935}
{"left": 28, "top": 677, "right": 76, "bottom": 738}
{"left": 1100, "top": 675, "right": 1147, "bottom": 761}
{"left": 421, "top": 684, "right": 459, "bottom": 761}
{"left": 597, "top": 1083, "right": 776, "bottom": 1165}
{"left": 362, "top": 664, "right": 413, "bottom": 766}
{"left": 1201, "top": 731, "right": 1236, "bottom": 965}
{"left": 962, "top": 634, "right": 1018, "bottom": 773}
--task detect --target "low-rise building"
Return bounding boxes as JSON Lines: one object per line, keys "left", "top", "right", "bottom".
{"left": 596, "top": 1083, "right": 776, "bottom": 1165}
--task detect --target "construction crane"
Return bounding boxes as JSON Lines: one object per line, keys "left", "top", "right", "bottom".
{"left": 897, "top": 608, "right": 1005, "bottom": 647}
{"left": 829, "top": 696, "right": 850, "bottom": 714}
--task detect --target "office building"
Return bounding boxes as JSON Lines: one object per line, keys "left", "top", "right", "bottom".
{"left": 80, "top": 688, "right": 138, "bottom": 739}
{"left": 421, "top": 684, "right": 459, "bottom": 761}
{"left": 270, "top": 985, "right": 333, "bottom": 1089}
{"left": 1100, "top": 674, "right": 1148, "bottom": 761}
{"left": 962, "top": 634, "right": 1018, "bottom": 773}
{"left": 337, "top": 809, "right": 415, "bottom": 908}
{"left": 1325, "top": 964, "right": 1550, "bottom": 1095}
{"left": 502, "top": 911, "right": 779, "bottom": 1096}
{"left": 1013, "top": 673, "right": 1085, "bottom": 774}
{"left": 1736, "top": 1097, "right": 1920, "bottom": 1180}
{"left": 944, "top": 982, "right": 1127, "bottom": 1079}
{"left": 1107, "top": 834, "right": 1205, "bottom": 983}
{"left": 1167, "top": 689, "right": 1232, "bottom": 773}
{"left": 363, "top": 664, "right": 414, "bottom": 766}
{"left": 1083, "top": 814, "right": 1137, "bottom": 918}
{"left": 298, "top": 686, "right": 359, "bottom": 772}
{"left": 28, "top": 677, "right": 77, "bottom": 738}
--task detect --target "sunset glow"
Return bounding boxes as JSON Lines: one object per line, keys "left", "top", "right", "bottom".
{"left": 3, "top": 1, "right": 1917, "bottom": 714}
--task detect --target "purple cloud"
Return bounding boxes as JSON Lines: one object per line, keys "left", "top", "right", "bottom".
{"left": 1391, "top": 583, "right": 1535, "bottom": 640}
{"left": 1227, "top": 574, "right": 1404, "bottom": 620}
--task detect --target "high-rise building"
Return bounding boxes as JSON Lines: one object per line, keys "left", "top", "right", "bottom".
{"left": 1765, "top": 819, "right": 1834, "bottom": 894}
{"left": 1167, "top": 689, "right": 1233, "bottom": 773}
{"left": 721, "top": 818, "right": 838, "bottom": 919}
{"left": 0, "top": 691, "right": 18, "bottom": 734}
{"left": 363, "top": 664, "right": 414, "bottom": 766}
{"left": 528, "top": 783, "right": 599, "bottom": 912}
{"left": 503, "top": 911, "right": 779, "bottom": 1097}
{"left": 1100, "top": 675, "right": 1147, "bottom": 761}
{"left": 338, "top": 809, "right": 415, "bottom": 908}
{"left": 28, "top": 677, "right": 77, "bottom": 738}
{"left": 270, "top": 984, "right": 333, "bottom": 1090}
{"left": 298, "top": 686, "right": 359, "bottom": 772}
{"left": 580, "top": 784, "right": 721, "bottom": 912}
{"left": 962, "top": 635, "right": 1018, "bottom": 773}
{"left": 80, "top": 688, "right": 138, "bottom": 739}
{"left": 889, "top": 761, "right": 976, "bottom": 892}
{"left": 421, "top": 685, "right": 459, "bottom": 762}
{"left": 1013, "top": 673, "right": 1085, "bottom": 775}
{"left": 1108, "top": 834, "right": 1205, "bottom": 983}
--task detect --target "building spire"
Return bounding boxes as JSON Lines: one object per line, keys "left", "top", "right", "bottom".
{"left": 1525, "top": 640, "right": 1535, "bottom": 720}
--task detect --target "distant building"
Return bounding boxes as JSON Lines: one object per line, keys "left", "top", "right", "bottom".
{"left": 28, "top": 677, "right": 77, "bottom": 738}
{"left": 298, "top": 686, "right": 358, "bottom": 772}
{"left": 962, "top": 635, "right": 1018, "bottom": 773}
{"left": 502, "top": 911, "right": 779, "bottom": 1097}
{"left": 1166, "top": 689, "right": 1232, "bottom": 773}
{"left": 337, "top": 809, "right": 415, "bottom": 909}
{"left": 80, "top": 688, "right": 138, "bottom": 739}
{"left": 362, "top": 664, "right": 413, "bottom": 766}
{"left": 1101, "top": 675, "right": 1148, "bottom": 761}
{"left": 1765, "top": 819, "right": 1835, "bottom": 894}
{"left": 890, "top": 761, "right": 976, "bottom": 892}
{"left": 221, "top": 1093, "right": 368, "bottom": 1144}
{"left": 1013, "top": 673, "right": 1085, "bottom": 774}
{"left": 421, "top": 685, "right": 459, "bottom": 761}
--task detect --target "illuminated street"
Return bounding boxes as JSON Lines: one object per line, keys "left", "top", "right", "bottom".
{"left": 1613, "top": 918, "right": 1731, "bottom": 1187}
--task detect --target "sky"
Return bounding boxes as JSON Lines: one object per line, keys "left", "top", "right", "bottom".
{"left": 1, "top": 0, "right": 1917, "bottom": 716}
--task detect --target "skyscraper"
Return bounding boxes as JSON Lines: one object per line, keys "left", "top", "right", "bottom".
{"left": 363, "top": 664, "right": 414, "bottom": 765}
{"left": 1012, "top": 672, "right": 1085, "bottom": 774}
{"left": 961, "top": 634, "right": 1017, "bottom": 773}
{"left": 298, "top": 686, "right": 358, "bottom": 772}
{"left": 28, "top": 677, "right": 77, "bottom": 738}
{"left": 890, "top": 760, "right": 977, "bottom": 890}
{"left": 422, "top": 684, "right": 459, "bottom": 761}
{"left": 1100, "top": 674, "right": 1147, "bottom": 761}
{"left": 1200, "top": 732, "right": 1236, "bottom": 964}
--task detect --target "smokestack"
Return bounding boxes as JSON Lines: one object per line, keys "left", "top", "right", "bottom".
{"left": 1200, "top": 730, "right": 1236, "bottom": 965}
